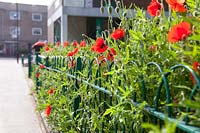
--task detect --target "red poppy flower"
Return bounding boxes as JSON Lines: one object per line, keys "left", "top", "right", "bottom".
{"left": 109, "top": 48, "right": 117, "bottom": 55}
{"left": 73, "top": 48, "right": 78, "bottom": 54}
{"left": 91, "top": 45, "right": 97, "bottom": 52}
{"left": 45, "top": 46, "right": 50, "bottom": 52}
{"left": 45, "top": 105, "right": 51, "bottom": 116}
{"left": 193, "top": 62, "right": 200, "bottom": 73}
{"left": 48, "top": 88, "right": 54, "bottom": 94}
{"left": 68, "top": 59, "right": 76, "bottom": 69}
{"left": 147, "top": 0, "right": 162, "bottom": 17}
{"left": 168, "top": 22, "right": 192, "bottom": 43}
{"left": 148, "top": 45, "right": 157, "bottom": 51}
{"left": 63, "top": 41, "right": 69, "bottom": 47}
{"left": 35, "top": 72, "right": 40, "bottom": 78}
{"left": 79, "top": 40, "right": 86, "bottom": 47}
{"left": 56, "top": 41, "right": 60, "bottom": 46}
{"left": 91, "top": 37, "right": 108, "bottom": 53}
{"left": 165, "top": 0, "right": 186, "bottom": 12}
{"left": 67, "top": 48, "right": 79, "bottom": 57}
{"left": 73, "top": 41, "right": 78, "bottom": 47}
{"left": 95, "top": 56, "right": 106, "bottom": 64}
{"left": 107, "top": 52, "right": 114, "bottom": 61}
{"left": 67, "top": 51, "right": 74, "bottom": 57}
{"left": 40, "top": 64, "right": 45, "bottom": 69}
{"left": 107, "top": 48, "right": 117, "bottom": 61}
{"left": 110, "top": 28, "right": 125, "bottom": 40}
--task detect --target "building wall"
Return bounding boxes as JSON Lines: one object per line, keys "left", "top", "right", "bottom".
{"left": 48, "top": 0, "right": 63, "bottom": 43}
{"left": 47, "top": 0, "right": 168, "bottom": 45}
{"left": 0, "top": 2, "right": 47, "bottom": 56}
{"left": 48, "top": 23, "right": 54, "bottom": 43}
{"left": 64, "top": 0, "right": 84, "bottom": 7}
{"left": 68, "top": 16, "right": 86, "bottom": 42}
{"left": 48, "top": 0, "right": 62, "bottom": 19}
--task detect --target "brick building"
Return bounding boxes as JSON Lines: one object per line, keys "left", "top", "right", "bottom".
{"left": 0, "top": 2, "right": 47, "bottom": 56}
{"left": 47, "top": 0, "right": 161, "bottom": 43}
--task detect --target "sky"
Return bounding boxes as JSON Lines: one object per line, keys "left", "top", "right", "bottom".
{"left": 0, "top": 0, "right": 54, "bottom": 6}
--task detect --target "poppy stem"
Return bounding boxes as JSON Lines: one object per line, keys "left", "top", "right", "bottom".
{"left": 168, "top": 5, "right": 172, "bottom": 22}
{"left": 160, "top": 0, "right": 166, "bottom": 20}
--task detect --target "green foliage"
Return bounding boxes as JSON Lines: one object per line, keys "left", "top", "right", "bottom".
{"left": 142, "top": 119, "right": 177, "bottom": 133}
{"left": 32, "top": 0, "right": 200, "bottom": 132}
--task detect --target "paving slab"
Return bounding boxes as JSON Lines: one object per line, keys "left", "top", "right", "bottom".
{"left": 0, "top": 58, "right": 44, "bottom": 133}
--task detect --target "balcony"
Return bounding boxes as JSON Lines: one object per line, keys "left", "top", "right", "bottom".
{"left": 63, "top": 0, "right": 92, "bottom": 8}
{"left": 63, "top": 0, "right": 115, "bottom": 8}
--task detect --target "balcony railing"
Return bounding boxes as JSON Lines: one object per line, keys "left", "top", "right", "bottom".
{"left": 63, "top": 0, "right": 115, "bottom": 8}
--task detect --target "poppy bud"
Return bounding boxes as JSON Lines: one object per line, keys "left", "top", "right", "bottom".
{"left": 142, "top": 33, "right": 146, "bottom": 38}
{"left": 101, "top": 0, "right": 103, "bottom": 7}
{"left": 108, "top": 0, "right": 111, "bottom": 5}
{"left": 100, "top": 6, "right": 104, "bottom": 14}
{"left": 107, "top": 5, "right": 112, "bottom": 14}
{"left": 192, "top": 11, "right": 200, "bottom": 17}
{"left": 160, "top": 26, "right": 165, "bottom": 31}
{"left": 122, "top": 12, "right": 127, "bottom": 17}
{"left": 115, "top": 6, "right": 119, "bottom": 14}
{"left": 116, "top": 1, "right": 120, "bottom": 7}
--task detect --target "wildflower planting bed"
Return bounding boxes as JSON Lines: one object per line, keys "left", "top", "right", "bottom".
{"left": 32, "top": 0, "right": 200, "bottom": 132}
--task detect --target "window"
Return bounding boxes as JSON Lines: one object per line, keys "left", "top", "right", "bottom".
{"left": 32, "top": 28, "right": 42, "bottom": 36}
{"left": 32, "top": 13, "right": 42, "bottom": 21}
{"left": 10, "top": 26, "right": 20, "bottom": 38}
{"left": 0, "top": 44, "right": 4, "bottom": 53}
{"left": 9, "top": 11, "right": 20, "bottom": 20}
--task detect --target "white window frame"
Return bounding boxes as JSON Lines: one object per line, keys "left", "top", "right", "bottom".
{"left": 9, "top": 11, "right": 20, "bottom": 20}
{"left": 10, "top": 26, "right": 20, "bottom": 38}
{"left": 32, "top": 13, "right": 42, "bottom": 21}
{"left": 32, "top": 28, "right": 42, "bottom": 36}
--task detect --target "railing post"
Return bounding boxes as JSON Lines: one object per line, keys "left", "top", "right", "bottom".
{"left": 21, "top": 54, "right": 24, "bottom": 66}
{"left": 27, "top": 43, "right": 32, "bottom": 78}
{"left": 36, "top": 72, "right": 39, "bottom": 91}
{"left": 45, "top": 56, "right": 50, "bottom": 67}
{"left": 140, "top": 75, "right": 146, "bottom": 101}
{"left": 36, "top": 52, "right": 39, "bottom": 65}
{"left": 73, "top": 57, "right": 82, "bottom": 118}
{"left": 35, "top": 53, "right": 39, "bottom": 92}
{"left": 28, "top": 53, "right": 32, "bottom": 78}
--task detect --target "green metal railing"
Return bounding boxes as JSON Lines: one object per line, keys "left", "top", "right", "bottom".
{"left": 32, "top": 53, "right": 200, "bottom": 133}
{"left": 21, "top": 54, "right": 24, "bottom": 66}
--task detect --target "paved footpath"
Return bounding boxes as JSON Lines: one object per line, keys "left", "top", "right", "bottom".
{"left": 0, "top": 58, "right": 44, "bottom": 133}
